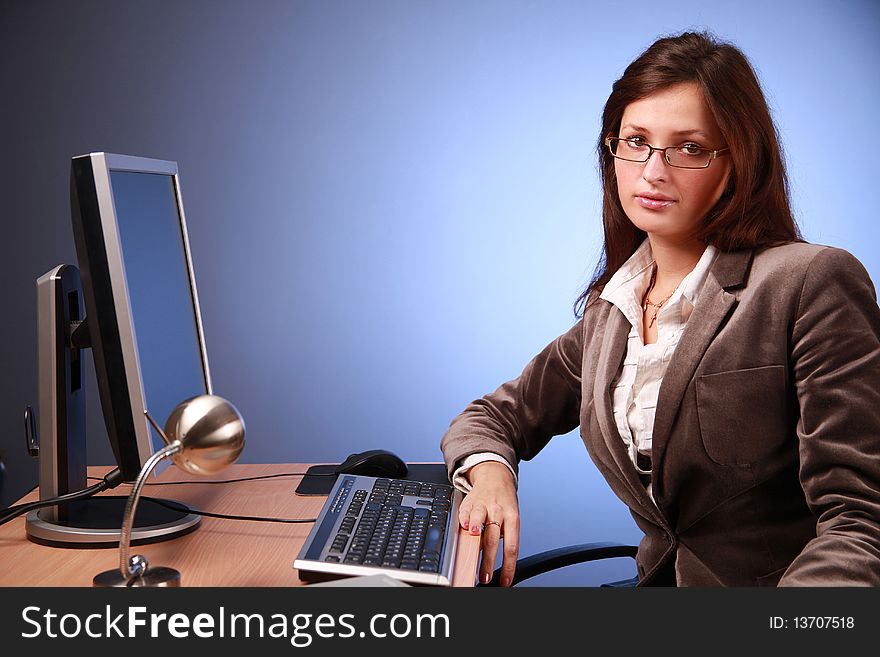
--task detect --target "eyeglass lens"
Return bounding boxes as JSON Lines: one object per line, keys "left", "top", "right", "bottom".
{"left": 609, "top": 138, "right": 713, "bottom": 168}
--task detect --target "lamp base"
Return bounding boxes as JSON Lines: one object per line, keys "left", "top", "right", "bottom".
{"left": 93, "top": 565, "right": 181, "bottom": 587}
{"left": 25, "top": 496, "right": 200, "bottom": 548}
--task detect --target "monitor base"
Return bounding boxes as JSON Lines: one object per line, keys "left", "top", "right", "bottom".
{"left": 25, "top": 495, "right": 200, "bottom": 548}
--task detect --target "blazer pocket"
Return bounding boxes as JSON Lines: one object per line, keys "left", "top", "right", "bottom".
{"left": 696, "top": 365, "right": 788, "bottom": 466}
{"left": 756, "top": 565, "right": 789, "bottom": 587}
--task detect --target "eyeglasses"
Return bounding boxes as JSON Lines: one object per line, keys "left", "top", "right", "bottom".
{"left": 605, "top": 136, "right": 729, "bottom": 169}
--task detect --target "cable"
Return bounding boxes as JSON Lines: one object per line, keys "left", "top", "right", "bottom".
{"left": 0, "top": 469, "right": 124, "bottom": 527}
{"left": 75, "top": 470, "right": 326, "bottom": 525}
{"left": 87, "top": 470, "right": 338, "bottom": 486}
{"left": 0, "top": 470, "right": 316, "bottom": 528}
{"left": 143, "top": 496, "right": 316, "bottom": 524}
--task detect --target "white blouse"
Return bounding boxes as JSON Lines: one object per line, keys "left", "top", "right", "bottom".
{"left": 598, "top": 240, "right": 718, "bottom": 496}
{"left": 452, "top": 239, "right": 718, "bottom": 493}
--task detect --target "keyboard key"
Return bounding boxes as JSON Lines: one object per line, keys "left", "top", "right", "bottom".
{"left": 434, "top": 486, "right": 452, "bottom": 499}
{"left": 330, "top": 533, "right": 349, "bottom": 553}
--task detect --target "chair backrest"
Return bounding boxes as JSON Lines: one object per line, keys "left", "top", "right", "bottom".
{"left": 482, "top": 541, "right": 638, "bottom": 587}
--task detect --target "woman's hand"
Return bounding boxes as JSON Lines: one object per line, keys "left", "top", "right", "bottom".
{"left": 458, "top": 461, "right": 520, "bottom": 586}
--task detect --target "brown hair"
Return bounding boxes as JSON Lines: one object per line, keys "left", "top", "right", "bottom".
{"left": 575, "top": 31, "right": 801, "bottom": 317}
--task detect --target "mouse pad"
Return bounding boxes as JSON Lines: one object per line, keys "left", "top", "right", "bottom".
{"left": 294, "top": 463, "right": 451, "bottom": 496}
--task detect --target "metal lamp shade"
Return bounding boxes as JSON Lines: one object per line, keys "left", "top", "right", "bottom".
{"left": 163, "top": 394, "right": 246, "bottom": 475}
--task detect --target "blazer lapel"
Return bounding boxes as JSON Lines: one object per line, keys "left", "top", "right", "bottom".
{"left": 650, "top": 249, "right": 754, "bottom": 480}
{"left": 593, "top": 305, "right": 667, "bottom": 524}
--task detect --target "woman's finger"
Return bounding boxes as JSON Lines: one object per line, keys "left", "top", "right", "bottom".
{"left": 498, "top": 512, "right": 520, "bottom": 587}
{"left": 468, "top": 505, "right": 487, "bottom": 537}
{"left": 458, "top": 499, "right": 472, "bottom": 530}
{"left": 480, "top": 519, "right": 503, "bottom": 584}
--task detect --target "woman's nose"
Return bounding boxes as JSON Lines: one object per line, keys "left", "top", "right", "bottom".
{"left": 642, "top": 149, "right": 669, "bottom": 183}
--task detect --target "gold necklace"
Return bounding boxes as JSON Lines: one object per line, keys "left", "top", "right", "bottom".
{"left": 643, "top": 267, "right": 675, "bottom": 329}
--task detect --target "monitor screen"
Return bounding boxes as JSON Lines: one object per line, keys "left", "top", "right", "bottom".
{"left": 109, "top": 170, "right": 209, "bottom": 452}
{"left": 70, "top": 153, "right": 211, "bottom": 479}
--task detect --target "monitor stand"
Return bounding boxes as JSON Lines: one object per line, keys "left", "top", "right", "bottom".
{"left": 24, "top": 265, "right": 199, "bottom": 548}
{"left": 25, "top": 497, "right": 199, "bottom": 548}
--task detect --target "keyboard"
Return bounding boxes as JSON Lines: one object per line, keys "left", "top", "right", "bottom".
{"left": 294, "top": 474, "right": 463, "bottom": 586}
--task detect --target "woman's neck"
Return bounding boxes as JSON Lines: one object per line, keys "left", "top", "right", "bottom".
{"left": 647, "top": 236, "right": 705, "bottom": 292}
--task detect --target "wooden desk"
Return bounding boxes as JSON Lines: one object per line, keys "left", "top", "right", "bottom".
{"left": 0, "top": 464, "right": 480, "bottom": 587}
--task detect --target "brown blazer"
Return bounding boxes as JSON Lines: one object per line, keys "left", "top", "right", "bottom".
{"left": 441, "top": 242, "right": 880, "bottom": 586}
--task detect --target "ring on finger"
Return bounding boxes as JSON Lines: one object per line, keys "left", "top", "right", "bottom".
{"left": 484, "top": 520, "right": 502, "bottom": 533}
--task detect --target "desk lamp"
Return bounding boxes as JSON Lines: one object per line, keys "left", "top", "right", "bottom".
{"left": 93, "top": 394, "right": 245, "bottom": 587}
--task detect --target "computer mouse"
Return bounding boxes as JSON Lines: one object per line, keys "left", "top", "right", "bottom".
{"left": 334, "top": 449, "right": 408, "bottom": 478}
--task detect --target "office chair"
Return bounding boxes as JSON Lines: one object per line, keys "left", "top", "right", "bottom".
{"left": 481, "top": 541, "right": 639, "bottom": 587}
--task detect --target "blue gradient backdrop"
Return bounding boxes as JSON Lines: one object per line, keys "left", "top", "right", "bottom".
{"left": 1, "top": 0, "right": 878, "bottom": 586}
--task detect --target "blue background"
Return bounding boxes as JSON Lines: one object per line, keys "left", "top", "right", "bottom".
{"left": 1, "top": 0, "right": 878, "bottom": 586}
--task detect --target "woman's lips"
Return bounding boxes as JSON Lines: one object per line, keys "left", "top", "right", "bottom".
{"left": 636, "top": 195, "right": 675, "bottom": 210}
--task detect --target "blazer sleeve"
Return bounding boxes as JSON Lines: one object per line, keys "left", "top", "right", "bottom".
{"left": 780, "top": 247, "right": 880, "bottom": 586}
{"left": 440, "top": 318, "right": 585, "bottom": 480}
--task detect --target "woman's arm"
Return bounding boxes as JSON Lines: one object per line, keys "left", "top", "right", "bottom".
{"left": 780, "top": 247, "right": 880, "bottom": 586}
{"left": 440, "top": 316, "right": 586, "bottom": 585}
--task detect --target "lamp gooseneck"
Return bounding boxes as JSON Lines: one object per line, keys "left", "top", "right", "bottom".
{"left": 93, "top": 395, "right": 245, "bottom": 587}
{"left": 117, "top": 441, "right": 182, "bottom": 580}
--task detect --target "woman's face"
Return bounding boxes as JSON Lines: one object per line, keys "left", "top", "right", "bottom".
{"left": 614, "top": 82, "right": 732, "bottom": 244}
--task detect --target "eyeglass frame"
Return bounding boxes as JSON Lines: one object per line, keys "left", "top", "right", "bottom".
{"left": 604, "top": 135, "right": 729, "bottom": 170}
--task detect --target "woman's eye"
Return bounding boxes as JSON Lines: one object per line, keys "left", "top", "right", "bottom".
{"left": 680, "top": 143, "right": 704, "bottom": 156}
{"left": 623, "top": 137, "right": 647, "bottom": 149}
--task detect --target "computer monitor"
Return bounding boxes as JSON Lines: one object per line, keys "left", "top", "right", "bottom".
{"left": 26, "top": 152, "right": 210, "bottom": 547}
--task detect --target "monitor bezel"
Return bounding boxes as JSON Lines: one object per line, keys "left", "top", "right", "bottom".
{"left": 71, "top": 152, "right": 212, "bottom": 479}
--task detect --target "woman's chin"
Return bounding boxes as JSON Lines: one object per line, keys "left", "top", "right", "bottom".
{"left": 629, "top": 215, "right": 682, "bottom": 237}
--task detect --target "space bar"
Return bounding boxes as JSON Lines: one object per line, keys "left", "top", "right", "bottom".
{"left": 423, "top": 525, "right": 443, "bottom": 556}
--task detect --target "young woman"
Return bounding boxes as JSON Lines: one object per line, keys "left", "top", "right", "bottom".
{"left": 441, "top": 31, "right": 880, "bottom": 587}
